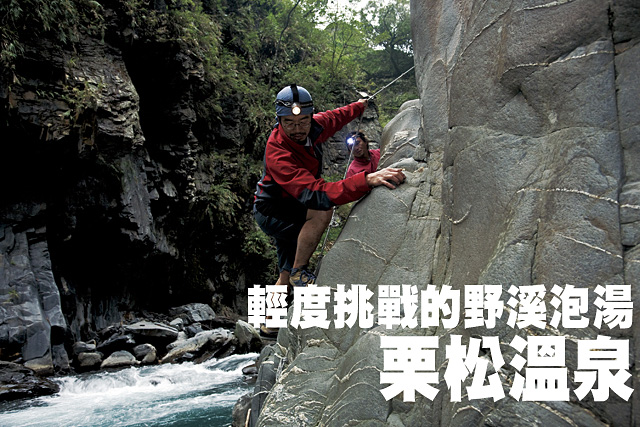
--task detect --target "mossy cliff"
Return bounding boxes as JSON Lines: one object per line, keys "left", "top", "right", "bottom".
{"left": 0, "top": 0, "right": 391, "bottom": 374}
{"left": 0, "top": 0, "right": 280, "bottom": 371}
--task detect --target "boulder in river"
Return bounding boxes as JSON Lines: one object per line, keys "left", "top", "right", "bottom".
{"left": 72, "top": 341, "right": 97, "bottom": 355}
{"left": 161, "top": 329, "right": 233, "bottom": 364}
{"left": 125, "top": 321, "right": 179, "bottom": 342}
{"left": 100, "top": 350, "right": 139, "bottom": 369}
{"left": 96, "top": 333, "right": 136, "bottom": 355}
{"left": 234, "top": 320, "right": 262, "bottom": 353}
{"left": 0, "top": 361, "right": 59, "bottom": 401}
{"left": 133, "top": 343, "right": 157, "bottom": 364}
{"left": 76, "top": 352, "right": 103, "bottom": 372}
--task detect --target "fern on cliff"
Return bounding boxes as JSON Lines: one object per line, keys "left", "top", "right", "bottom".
{"left": 0, "top": 0, "right": 104, "bottom": 68}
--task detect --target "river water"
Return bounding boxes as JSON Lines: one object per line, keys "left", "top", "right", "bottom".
{"left": 0, "top": 353, "right": 258, "bottom": 427}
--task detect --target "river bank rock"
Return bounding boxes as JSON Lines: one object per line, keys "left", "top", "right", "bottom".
{"left": 133, "top": 344, "right": 157, "bottom": 364}
{"left": 101, "top": 350, "right": 139, "bottom": 369}
{"left": 234, "top": 320, "right": 262, "bottom": 353}
{"left": 232, "top": 393, "right": 253, "bottom": 427}
{"left": 59, "top": 310, "right": 264, "bottom": 375}
{"left": 124, "top": 321, "right": 179, "bottom": 351}
{"left": 169, "top": 303, "right": 216, "bottom": 326}
{"left": 72, "top": 341, "right": 97, "bottom": 355}
{"left": 97, "top": 333, "right": 136, "bottom": 355}
{"left": 0, "top": 361, "right": 59, "bottom": 401}
{"left": 76, "top": 352, "right": 103, "bottom": 372}
{"left": 44, "top": 314, "right": 262, "bottom": 378}
{"left": 161, "top": 328, "right": 234, "bottom": 364}
{"left": 169, "top": 318, "right": 185, "bottom": 331}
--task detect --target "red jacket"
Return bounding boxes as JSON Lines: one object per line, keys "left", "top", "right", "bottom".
{"left": 346, "top": 148, "right": 381, "bottom": 179}
{"left": 254, "top": 102, "right": 370, "bottom": 219}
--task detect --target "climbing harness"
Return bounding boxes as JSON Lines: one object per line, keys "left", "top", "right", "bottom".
{"left": 313, "top": 65, "right": 416, "bottom": 275}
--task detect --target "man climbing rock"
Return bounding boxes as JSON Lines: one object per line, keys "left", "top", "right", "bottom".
{"left": 345, "top": 131, "right": 380, "bottom": 178}
{"left": 253, "top": 84, "right": 405, "bottom": 292}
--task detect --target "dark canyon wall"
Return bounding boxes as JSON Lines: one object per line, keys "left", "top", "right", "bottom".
{"left": 0, "top": 1, "right": 382, "bottom": 375}
{"left": 0, "top": 3, "right": 270, "bottom": 373}
{"left": 250, "top": 0, "right": 639, "bottom": 426}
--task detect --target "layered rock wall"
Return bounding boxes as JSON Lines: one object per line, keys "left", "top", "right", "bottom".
{"left": 0, "top": 2, "right": 384, "bottom": 375}
{"left": 413, "top": 0, "right": 638, "bottom": 423}
{"left": 0, "top": 5, "right": 263, "bottom": 373}
{"left": 250, "top": 0, "right": 639, "bottom": 425}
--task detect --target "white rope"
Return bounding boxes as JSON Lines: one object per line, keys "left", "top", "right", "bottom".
{"left": 313, "top": 64, "right": 416, "bottom": 275}
{"left": 370, "top": 65, "right": 415, "bottom": 99}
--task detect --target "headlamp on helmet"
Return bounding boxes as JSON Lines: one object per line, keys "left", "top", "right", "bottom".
{"left": 275, "top": 84, "right": 313, "bottom": 117}
{"left": 345, "top": 131, "right": 365, "bottom": 150}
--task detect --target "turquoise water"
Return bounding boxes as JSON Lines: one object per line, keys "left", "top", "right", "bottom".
{"left": 0, "top": 353, "right": 258, "bottom": 427}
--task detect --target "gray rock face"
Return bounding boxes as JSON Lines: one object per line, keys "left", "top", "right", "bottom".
{"left": 100, "top": 350, "right": 139, "bottom": 369}
{"left": 252, "top": 159, "right": 439, "bottom": 427}
{"left": 168, "top": 303, "right": 216, "bottom": 325}
{"left": 379, "top": 99, "right": 421, "bottom": 169}
{"left": 0, "top": 208, "right": 68, "bottom": 374}
{"left": 249, "top": 344, "right": 289, "bottom": 427}
{"left": 161, "top": 328, "right": 233, "bottom": 364}
{"left": 252, "top": 1, "right": 639, "bottom": 426}
{"left": 409, "top": 0, "right": 638, "bottom": 424}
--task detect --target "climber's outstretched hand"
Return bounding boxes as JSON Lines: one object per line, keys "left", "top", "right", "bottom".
{"left": 365, "top": 168, "right": 406, "bottom": 189}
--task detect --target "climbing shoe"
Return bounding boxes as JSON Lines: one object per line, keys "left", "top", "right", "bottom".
{"left": 289, "top": 267, "right": 316, "bottom": 287}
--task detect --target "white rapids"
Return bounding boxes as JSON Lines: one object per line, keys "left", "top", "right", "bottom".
{"left": 0, "top": 353, "right": 258, "bottom": 427}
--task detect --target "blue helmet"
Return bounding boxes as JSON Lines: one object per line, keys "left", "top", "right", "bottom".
{"left": 275, "top": 84, "right": 313, "bottom": 117}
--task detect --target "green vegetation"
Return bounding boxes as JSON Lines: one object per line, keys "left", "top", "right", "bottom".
{"left": 0, "top": 0, "right": 416, "bottom": 289}
{"left": 0, "top": 0, "right": 104, "bottom": 68}
{"left": 205, "top": 181, "right": 242, "bottom": 227}
{"left": 61, "top": 80, "right": 102, "bottom": 124}
{"left": 1, "top": 0, "right": 415, "bottom": 134}
{"left": 356, "top": 0, "right": 415, "bottom": 124}
{"left": 7, "top": 288, "right": 20, "bottom": 304}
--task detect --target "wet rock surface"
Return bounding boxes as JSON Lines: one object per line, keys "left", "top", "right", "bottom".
{"left": 0, "top": 362, "right": 60, "bottom": 402}
{"left": 101, "top": 350, "right": 139, "bottom": 369}
{"left": 0, "top": 301, "right": 262, "bottom": 401}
